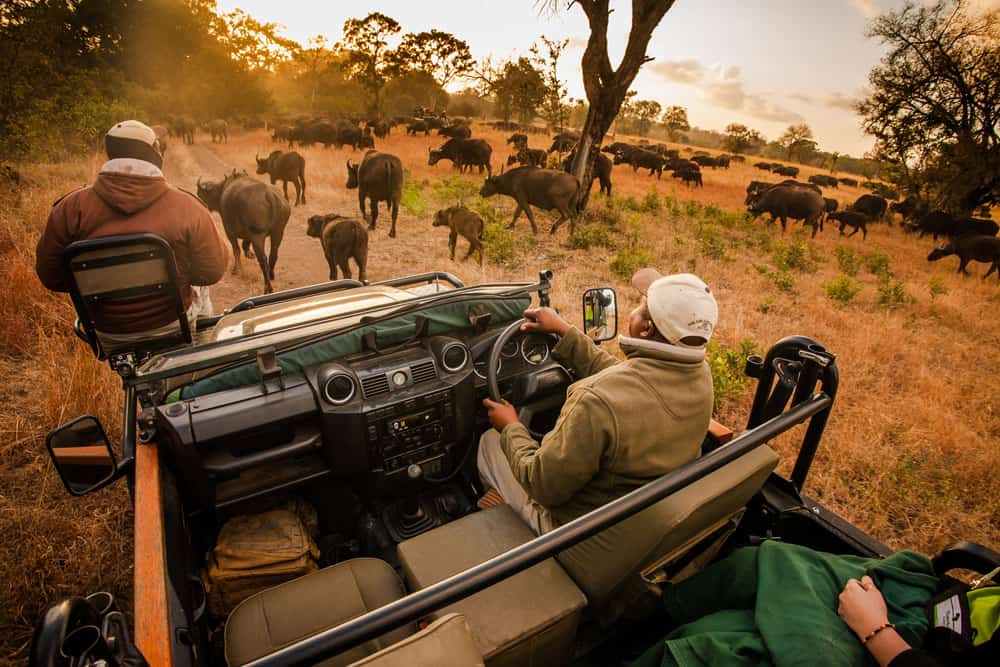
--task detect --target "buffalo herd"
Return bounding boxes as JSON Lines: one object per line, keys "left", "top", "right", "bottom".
{"left": 176, "top": 109, "right": 996, "bottom": 291}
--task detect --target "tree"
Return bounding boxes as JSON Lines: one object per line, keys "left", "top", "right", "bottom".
{"left": 531, "top": 36, "right": 570, "bottom": 131}
{"left": 857, "top": 1, "right": 1000, "bottom": 213}
{"left": 392, "top": 29, "right": 473, "bottom": 89}
{"left": 778, "top": 123, "right": 817, "bottom": 162}
{"left": 661, "top": 105, "right": 690, "bottom": 141}
{"left": 218, "top": 9, "right": 299, "bottom": 72}
{"left": 293, "top": 36, "right": 336, "bottom": 111}
{"left": 628, "top": 99, "right": 661, "bottom": 136}
{"left": 722, "top": 123, "right": 765, "bottom": 154}
{"left": 558, "top": 0, "right": 678, "bottom": 210}
{"left": 494, "top": 57, "right": 546, "bottom": 124}
{"left": 338, "top": 12, "right": 401, "bottom": 114}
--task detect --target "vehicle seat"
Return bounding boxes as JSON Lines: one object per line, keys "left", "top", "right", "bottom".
{"left": 397, "top": 505, "right": 587, "bottom": 666}
{"left": 350, "top": 614, "right": 484, "bottom": 667}
{"left": 63, "top": 233, "right": 193, "bottom": 363}
{"left": 224, "top": 558, "right": 412, "bottom": 667}
{"left": 556, "top": 444, "right": 780, "bottom": 620}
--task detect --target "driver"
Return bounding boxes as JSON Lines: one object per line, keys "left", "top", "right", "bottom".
{"left": 478, "top": 269, "right": 718, "bottom": 535}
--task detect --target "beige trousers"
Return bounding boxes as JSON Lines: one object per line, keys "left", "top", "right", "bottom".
{"left": 477, "top": 429, "right": 554, "bottom": 535}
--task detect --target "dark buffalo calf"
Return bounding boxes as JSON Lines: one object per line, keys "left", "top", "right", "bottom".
{"left": 307, "top": 214, "right": 368, "bottom": 281}
{"left": 433, "top": 206, "right": 484, "bottom": 265}
{"left": 829, "top": 210, "right": 868, "bottom": 239}
{"left": 927, "top": 235, "right": 1000, "bottom": 280}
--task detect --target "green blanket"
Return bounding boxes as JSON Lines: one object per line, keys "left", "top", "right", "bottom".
{"left": 632, "top": 541, "right": 938, "bottom": 667}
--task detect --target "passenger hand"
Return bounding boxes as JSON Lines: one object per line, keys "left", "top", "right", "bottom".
{"left": 838, "top": 575, "right": 890, "bottom": 640}
{"left": 521, "top": 307, "right": 570, "bottom": 337}
{"left": 482, "top": 398, "right": 520, "bottom": 431}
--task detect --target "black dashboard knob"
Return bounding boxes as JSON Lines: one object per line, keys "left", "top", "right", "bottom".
{"left": 407, "top": 464, "right": 423, "bottom": 480}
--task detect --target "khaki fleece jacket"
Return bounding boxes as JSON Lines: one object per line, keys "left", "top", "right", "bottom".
{"left": 36, "top": 159, "right": 228, "bottom": 333}
{"left": 500, "top": 326, "right": 713, "bottom": 527}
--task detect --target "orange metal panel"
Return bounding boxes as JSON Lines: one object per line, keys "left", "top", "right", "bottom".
{"left": 134, "top": 442, "right": 173, "bottom": 665}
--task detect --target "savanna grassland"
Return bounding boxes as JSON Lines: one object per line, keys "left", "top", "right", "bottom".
{"left": 1, "top": 123, "right": 997, "bottom": 662}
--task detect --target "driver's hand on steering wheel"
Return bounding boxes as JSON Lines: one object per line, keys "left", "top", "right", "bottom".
{"left": 483, "top": 398, "right": 520, "bottom": 432}
{"left": 521, "top": 307, "right": 570, "bottom": 337}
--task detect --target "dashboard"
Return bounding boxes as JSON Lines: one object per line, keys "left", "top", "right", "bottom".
{"left": 153, "top": 328, "right": 566, "bottom": 513}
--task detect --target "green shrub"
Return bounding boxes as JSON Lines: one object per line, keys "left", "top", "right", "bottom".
{"left": 583, "top": 197, "right": 625, "bottom": 228}
{"left": 686, "top": 257, "right": 698, "bottom": 272}
{"left": 834, "top": 246, "right": 860, "bottom": 276}
{"left": 707, "top": 338, "right": 759, "bottom": 412}
{"left": 773, "top": 239, "right": 820, "bottom": 273}
{"left": 641, "top": 191, "right": 661, "bottom": 213}
{"left": 824, "top": 274, "right": 862, "bottom": 305}
{"left": 482, "top": 221, "right": 519, "bottom": 267}
{"left": 400, "top": 175, "right": 428, "bottom": 216}
{"left": 682, "top": 199, "right": 703, "bottom": 219}
{"left": 609, "top": 226, "right": 653, "bottom": 279}
{"left": 864, "top": 251, "right": 891, "bottom": 277}
{"left": 569, "top": 223, "right": 614, "bottom": 250}
{"left": 877, "top": 275, "right": 909, "bottom": 308}
{"left": 696, "top": 224, "right": 727, "bottom": 260}
{"left": 752, "top": 263, "right": 770, "bottom": 275}
{"left": 928, "top": 277, "right": 948, "bottom": 301}
{"left": 759, "top": 297, "right": 776, "bottom": 314}
{"left": 746, "top": 227, "right": 774, "bottom": 251}
{"left": 430, "top": 176, "right": 480, "bottom": 203}
{"left": 771, "top": 270, "right": 795, "bottom": 292}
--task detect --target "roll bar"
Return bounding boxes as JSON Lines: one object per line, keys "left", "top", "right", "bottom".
{"left": 247, "top": 333, "right": 837, "bottom": 666}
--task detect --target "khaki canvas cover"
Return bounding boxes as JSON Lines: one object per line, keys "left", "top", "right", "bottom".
{"left": 204, "top": 500, "right": 320, "bottom": 617}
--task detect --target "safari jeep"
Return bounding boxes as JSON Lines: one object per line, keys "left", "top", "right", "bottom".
{"left": 32, "top": 233, "right": 999, "bottom": 666}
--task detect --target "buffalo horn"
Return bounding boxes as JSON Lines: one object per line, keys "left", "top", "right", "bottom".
{"left": 197, "top": 176, "right": 203, "bottom": 188}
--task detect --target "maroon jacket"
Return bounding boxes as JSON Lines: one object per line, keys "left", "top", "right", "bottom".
{"left": 36, "top": 163, "right": 229, "bottom": 333}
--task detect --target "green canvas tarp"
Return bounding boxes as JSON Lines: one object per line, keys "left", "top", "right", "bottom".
{"left": 180, "top": 295, "right": 530, "bottom": 399}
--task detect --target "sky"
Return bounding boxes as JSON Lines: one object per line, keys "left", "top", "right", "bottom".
{"left": 216, "top": 0, "right": 999, "bottom": 157}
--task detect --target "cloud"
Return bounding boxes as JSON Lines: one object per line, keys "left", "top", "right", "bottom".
{"left": 849, "top": 0, "right": 877, "bottom": 18}
{"left": 652, "top": 59, "right": 803, "bottom": 123}
{"left": 824, "top": 92, "right": 858, "bottom": 111}
{"left": 649, "top": 58, "right": 706, "bottom": 85}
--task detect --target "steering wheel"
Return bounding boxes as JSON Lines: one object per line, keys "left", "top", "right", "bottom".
{"left": 486, "top": 318, "right": 527, "bottom": 402}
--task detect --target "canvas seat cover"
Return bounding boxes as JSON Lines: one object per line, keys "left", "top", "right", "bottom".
{"left": 224, "top": 558, "right": 411, "bottom": 667}
{"left": 350, "top": 614, "right": 484, "bottom": 667}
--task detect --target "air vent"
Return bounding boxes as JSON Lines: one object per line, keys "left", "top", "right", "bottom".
{"left": 410, "top": 360, "right": 437, "bottom": 384}
{"left": 361, "top": 374, "right": 391, "bottom": 398}
{"left": 323, "top": 373, "right": 356, "bottom": 405}
{"left": 441, "top": 343, "right": 469, "bottom": 372}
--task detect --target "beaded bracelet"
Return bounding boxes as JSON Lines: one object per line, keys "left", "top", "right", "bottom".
{"left": 862, "top": 623, "right": 895, "bottom": 644}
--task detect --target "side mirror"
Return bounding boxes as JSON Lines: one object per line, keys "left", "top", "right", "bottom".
{"left": 582, "top": 287, "right": 617, "bottom": 343}
{"left": 46, "top": 415, "right": 118, "bottom": 496}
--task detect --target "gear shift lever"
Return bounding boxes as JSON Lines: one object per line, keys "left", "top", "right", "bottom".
{"left": 400, "top": 464, "right": 425, "bottom": 524}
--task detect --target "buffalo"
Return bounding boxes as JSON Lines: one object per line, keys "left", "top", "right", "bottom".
{"left": 837, "top": 177, "right": 859, "bottom": 187}
{"left": 170, "top": 116, "right": 195, "bottom": 144}
{"left": 255, "top": 150, "right": 306, "bottom": 206}
{"left": 151, "top": 124, "right": 169, "bottom": 154}
{"left": 507, "top": 133, "right": 528, "bottom": 149}
{"left": 407, "top": 120, "right": 430, "bottom": 136}
{"left": 808, "top": 174, "right": 838, "bottom": 188}
{"left": 346, "top": 150, "right": 403, "bottom": 238}
{"left": 773, "top": 165, "right": 800, "bottom": 178}
{"left": 562, "top": 151, "right": 612, "bottom": 197}
{"left": 911, "top": 212, "right": 999, "bottom": 240}
{"left": 848, "top": 194, "right": 889, "bottom": 224}
{"left": 928, "top": 235, "right": 1000, "bottom": 280}
{"left": 828, "top": 210, "right": 868, "bottom": 240}
{"left": 207, "top": 119, "right": 228, "bottom": 143}
{"left": 196, "top": 171, "right": 290, "bottom": 294}
{"left": 367, "top": 120, "right": 390, "bottom": 138}
{"left": 691, "top": 155, "right": 720, "bottom": 169}
{"left": 822, "top": 197, "right": 839, "bottom": 227}
{"left": 672, "top": 166, "right": 703, "bottom": 188}
{"left": 508, "top": 147, "right": 548, "bottom": 168}
{"left": 439, "top": 124, "right": 472, "bottom": 139}
{"left": 548, "top": 133, "right": 578, "bottom": 153}
{"left": 754, "top": 161, "right": 774, "bottom": 172}
{"left": 747, "top": 183, "right": 825, "bottom": 237}
{"left": 613, "top": 148, "right": 665, "bottom": 178}
{"left": 307, "top": 214, "right": 368, "bottom": 281}
{"left": 479, "top": 167, "right": 580, "bottom": 235}
{"left": 433, "top": 206, "right": 484, "bottom": 265}
{"left": 429, "top": 138, "right": 493, "bottom": 176}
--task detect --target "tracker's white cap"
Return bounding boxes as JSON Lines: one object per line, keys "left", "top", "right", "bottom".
{"left": 106, "top": 120, "right": 157, "bottom": 146}
{"left": 631, "top": 268, "right": 718, "bottom": 347}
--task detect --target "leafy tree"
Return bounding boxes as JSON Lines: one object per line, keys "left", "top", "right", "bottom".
{"left": 495, "top": 57, "right": 546, "bottom": 124}
{"left": 338, "top": 12, "right": 401, "bottom": 114}
{"left": 628, "top": 99, "right": 662, "bottom": 136}
{"left": 722, "top": 123, "right": 765, "bottom": 154}
{"left": 778, "top": 123, "right": 817, "bottom": 162}
{"left": 556, "top": 0, "right": 678, "bottom": 210}
{"left": 218, "top": 9, "right": 299, "bottom": 72}
{"left": 661, "top": 105, "right": 690, "bottom": 141}
{"left": 531, "top": 36, "right": 571, "bottom": 131}
{"left": 392, "top": 30, "right": 473, "bottom": 88}
{"left": 857, "top": 1, "right": 1000, "bottom": 212}
{"left": 383, "top": 70, "right": 447, "bottom": 116}
{"left": 293, "top": 36, "right": 336, "bottom": 111}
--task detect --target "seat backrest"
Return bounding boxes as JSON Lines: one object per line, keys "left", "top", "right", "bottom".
{"left": 557, "top": 445, "right": 779, "bottom": 608}
{"left": 64, "top": 233, "right": 191, "bottom": 359}
{"left": 349, "top": 614, "right": 484, "bottom": 667}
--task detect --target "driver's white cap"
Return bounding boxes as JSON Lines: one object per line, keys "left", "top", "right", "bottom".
{"left": 631, "top": 269, "right": 717, "bottom": 347}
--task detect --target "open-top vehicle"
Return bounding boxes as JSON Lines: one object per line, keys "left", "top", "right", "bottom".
{"left": 32, "top": 233, "right": 998, "bottom": 666}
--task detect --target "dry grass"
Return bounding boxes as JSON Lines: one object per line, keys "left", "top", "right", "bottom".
{"left": 1, "top": 124, "right": 997, "bottom": 662}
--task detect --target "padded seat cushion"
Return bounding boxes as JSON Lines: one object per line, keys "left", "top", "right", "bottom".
{"left": 556, "top": 445, "right": 780, "bottom": 606}
{"left": 397, "top": 505, "right": 586, "bottom": 665}
{"left": 225, "top": 558, "right": 411, "bottom": 667}
{"left": 349, "top": 614, "right": 484, "bottom": 667}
